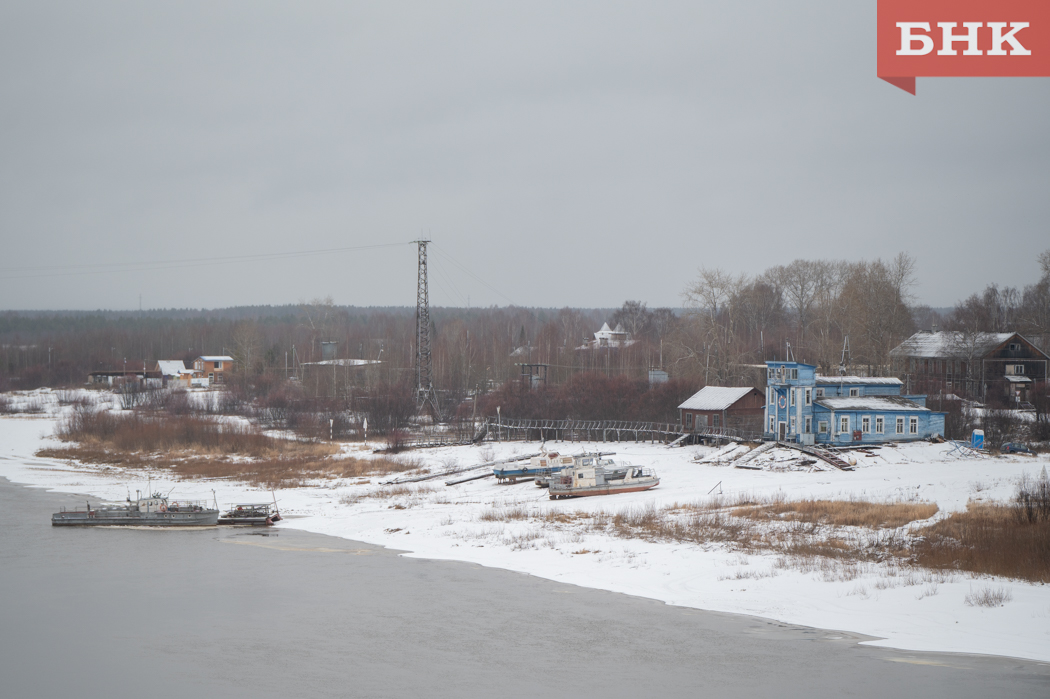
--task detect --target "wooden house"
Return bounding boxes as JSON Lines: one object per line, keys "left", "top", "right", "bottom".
{"left": 889, "top": 331, "right": 1048, "bottom": 405}
{"left": 153, "top": 360, "right": 194, "bottom": 387}
{"left": 678, "top": 386, "right": 765, "bottom": 434}
{"left": 764, "top": 361, "right": 944, "bottom": 445}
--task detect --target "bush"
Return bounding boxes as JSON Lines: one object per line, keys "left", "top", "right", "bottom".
{"left": 58, "top": 407, "right": 276, "bottom": 455}
{"left": 476, "top": 373, "right": 698, "bottom": 423}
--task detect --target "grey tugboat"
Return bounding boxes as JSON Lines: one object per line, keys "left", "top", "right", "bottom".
{"left": 52, "top": 490, "right": 219, "bottom": 527}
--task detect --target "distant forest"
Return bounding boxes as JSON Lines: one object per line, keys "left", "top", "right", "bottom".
{"left": 2, "top": 250, "right": 1048, "bottom": 425}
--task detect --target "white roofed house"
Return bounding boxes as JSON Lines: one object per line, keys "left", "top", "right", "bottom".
{"left": 193, "top": 355, "right": 234, "bottom": 385}
{"left": 153, "top": 360, "right": 194, "bottom": 387}
{"left": 677, "top": 386, "right": 765, "bottom": 437}
{"left": 890, "top": 331, "right": 1048, "bottom": 405}
{"left": 577, "top": 322, "right": 635, "bottom": 350}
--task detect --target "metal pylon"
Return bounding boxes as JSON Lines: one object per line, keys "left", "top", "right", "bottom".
{"left": 414, "top": 240, "right": 438, "bottom": 416}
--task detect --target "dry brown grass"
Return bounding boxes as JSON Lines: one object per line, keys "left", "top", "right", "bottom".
{"left": 41, "top": 408, "right": 421, "bottom": 488}
{"left": 479, "top": 505, "right": 530, "bottom": 522}
{"left": 734, "top": 499, "right": 939, "bottom": 529}
{"left": 56, "top": 408, "right": 283, "bottom": 456}
{"left": 912, "top": 503, "right": 1050, "bottom": 583}
{"left": 341, "top": 484, "right": 438, "bottom": 504}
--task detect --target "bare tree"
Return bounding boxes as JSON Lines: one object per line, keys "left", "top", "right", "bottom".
{"left": 770, "top": 259, "right": 824, "bottom": 347}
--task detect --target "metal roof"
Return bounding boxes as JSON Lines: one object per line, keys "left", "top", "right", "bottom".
{"left": 197, "top": 355, "right": 234, "bottom": 362}
{"left": 301, "top": 359, "right": 382, "bottom": 367}
{"left": 815, "top": 396, "right": 930, "bottom": 412}
{"left": 889, "top": 332, "right": 1022, "bottom": 359}
{"left": 155, "top": 360, "right": 191, "bottom": 376}
{"left": 814, "top": 375, "right": 902, "bottom": 385}
{"left": 678, "top": 386, "right": 756, "bottom": 411}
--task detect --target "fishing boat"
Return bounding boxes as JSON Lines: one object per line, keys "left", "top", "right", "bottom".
{"left": 52, "top": 491, "right": 219, "bottom": 527}
{"left": 217, "top": 502, "right": 281, "bottom": 526}
{"left": 548, "top": 461, "right": 659, "bottom": 499}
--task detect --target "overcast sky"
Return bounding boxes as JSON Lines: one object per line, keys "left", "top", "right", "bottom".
{"left": 1, "top": 2, "right": 1047, "bottom": 311}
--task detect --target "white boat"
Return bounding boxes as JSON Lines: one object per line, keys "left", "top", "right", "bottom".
{"left": 548, "top": 461, "right": 659, "bottom": 499}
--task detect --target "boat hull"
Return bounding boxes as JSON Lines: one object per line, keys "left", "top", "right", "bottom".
{"left": 51, "top": 511, "right": 219, "bottom": 526}
{"left": 549, "top": 479, "right": 659, "bottom": 499}
{"left": 217, "top": 516, "right": 273, "bottom": 526}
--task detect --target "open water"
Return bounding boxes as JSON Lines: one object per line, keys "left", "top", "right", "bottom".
{"left": 1, "top": 477, "right": 1047, "bottom": 699}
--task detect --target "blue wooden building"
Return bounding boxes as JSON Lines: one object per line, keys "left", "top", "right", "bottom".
{"left": 763, "top": 361, "right": 945, "bottom": 445}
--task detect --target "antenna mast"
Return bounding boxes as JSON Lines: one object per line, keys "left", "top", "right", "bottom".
{"left": 413, "top": 239, "right": 438, "bottom": 416}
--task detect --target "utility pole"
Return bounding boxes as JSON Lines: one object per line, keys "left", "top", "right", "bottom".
{"left": 413, "top": 239, "right": 438, "bottom": 417}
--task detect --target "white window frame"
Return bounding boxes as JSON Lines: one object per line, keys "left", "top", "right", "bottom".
{"left": 790, "top": 389, "right": 796, "bottom": 407}
{"left": 769, "top": 415, "right": 775, "bottom": 433}
{"left": 839, "top": 416, "right": 850, "bottom": 433}
{"left": 804, "top": 389, "right": 811, "bottom": 406}
{"left": 818, "top": 421, "right": 828, "bottom": 434}
{"left": 896, "top": 417, "right": 905, "bottom": 434}
{"left": 909, "top": 416, "right": 918, "bottom": 435}
{"left": 768, "top": 387, "right": 774, "bottom": 405}
{"left": 815, "top": 388, "right": 825, "bottom": 398}
{"left": 790, "top": 368, "right": 798, "bottom": 380}
{"left": 790, "top": 416, "right": 796, "bottom": 434}
{"left": 685, "top": 412, "right": 693, "bottom": 429}
{"left": 768, "top": 367, "right": 775, "bottom": 380}
{"left": 849, "top": 387, "right": 860, "bottom": 397}
{"left": 805, "top": 416, "right": 812, "bottom": 433}
{"left": 875, "top": 416, "right": 884, "bottom": 434}
{"left": 861, "top": 416, "right": 870, "bottom": 433}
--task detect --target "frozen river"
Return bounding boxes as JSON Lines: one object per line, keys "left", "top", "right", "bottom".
{"left": 1, "top": 477, "right": 1047, "bottom": 699}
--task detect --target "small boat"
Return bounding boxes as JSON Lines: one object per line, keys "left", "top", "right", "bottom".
{"left": 52, "top": 491, "right": 219, "bottom": 527}
{"left": 217, "top": 502, "right": 281, "bottom": 526}
{"left": 494, "top": 452, "right": 576, "bottom": 484}
{"left": 548, "top": 462, "right": 659, "bottom": 499}
{"left": 535, "top": 453, "right": 619, "bottom": 487}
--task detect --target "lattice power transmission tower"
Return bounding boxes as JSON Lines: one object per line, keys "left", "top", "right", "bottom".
{"left": 414, "top": 239, "right": 438, "bottom": 416}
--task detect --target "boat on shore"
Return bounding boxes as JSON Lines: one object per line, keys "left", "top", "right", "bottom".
{"left": 52, "top": 491, "right": 219, "bottom": 527}
{"left": 534, "top": 453, "right": 619, "bottom": 487}
{"left": 548, "top": 461, "right": 659, "bottom": 499}
{"left": 217, "top": 502, "right": 281, "bottom": 526}
{"left": 494, "top": 452, "right": 576, "bottom": 484}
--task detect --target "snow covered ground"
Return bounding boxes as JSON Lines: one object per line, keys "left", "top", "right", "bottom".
{"left": 2, "top": 388, "right": 1049, "bottom": 663}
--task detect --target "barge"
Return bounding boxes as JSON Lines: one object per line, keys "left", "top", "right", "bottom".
{"left": 217, "top": 502, "right": 282, "bottom": 526}
{"left": 52, "top": 492, "right": 219, "bottom": 527}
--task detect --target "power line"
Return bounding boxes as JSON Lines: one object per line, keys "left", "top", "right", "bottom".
{"left": 0, "top": 241, "right": 411, "bottom": 280}
{"left": 430, "top": 244, "right": 515, "bottom": 306}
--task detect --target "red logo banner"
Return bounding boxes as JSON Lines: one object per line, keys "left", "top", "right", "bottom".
{"left": 877, "top": 0, "right": 1050, "bottom": 94}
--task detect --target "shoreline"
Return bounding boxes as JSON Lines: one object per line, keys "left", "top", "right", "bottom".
{"left": 2, "top": 409, "right": 1049, "bottom": 664}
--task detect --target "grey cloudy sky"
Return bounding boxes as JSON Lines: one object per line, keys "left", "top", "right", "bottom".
{"left": 1, "top": 1, "right": 1048, "bottom": 311}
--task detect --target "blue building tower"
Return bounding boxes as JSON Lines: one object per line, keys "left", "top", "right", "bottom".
{"left": 763, "top": 361, "right": 945, "bottom": 445}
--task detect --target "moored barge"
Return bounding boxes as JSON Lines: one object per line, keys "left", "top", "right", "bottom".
{"left": 217, "top": 502, "right": 281, "bottom": 525}
{"left": 52, "top": 492, "right": 219, "bottom": 526}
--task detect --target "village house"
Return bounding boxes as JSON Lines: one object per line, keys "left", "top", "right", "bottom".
{"left": 153, "top": 360, "right": 194, "bottom": 387}
{"left": 88, "top": 364, "right": 155, "bottom": 387}
{"left": 678, "top": 386, "right": 765, "bottom": 435}
{"left": 193, "top": 355, "right": 234, "bottom": 385}
{"left": 889, "top": 331, "right": 1048, "bottom": 405}
{"left": 763, "top": 361, "right": 945, "bottom": 445}
{"left": 576, "top": 322, "right": 635, "bottom": 350}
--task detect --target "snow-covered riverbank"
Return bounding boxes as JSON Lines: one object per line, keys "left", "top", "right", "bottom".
{"left": 2, "top": 395, "right": 1049, "bottom": 663}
